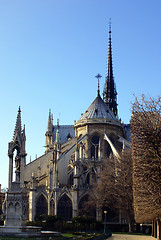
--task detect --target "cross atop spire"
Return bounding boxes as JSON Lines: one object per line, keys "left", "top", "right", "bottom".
{"left": 95, "top": 73, "right": 102, "bottom": 96}
{"left": 103, "top": 20, "right": 117, "bottom": 116}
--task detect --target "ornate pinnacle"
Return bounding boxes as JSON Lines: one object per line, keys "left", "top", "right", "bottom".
{"left": 13, "top": 106, "right": 22, "bottom": 140}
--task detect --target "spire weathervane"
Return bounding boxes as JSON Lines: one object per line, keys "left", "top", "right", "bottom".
{"left": 95, "top": 73, "right": 102, "bottom": 96}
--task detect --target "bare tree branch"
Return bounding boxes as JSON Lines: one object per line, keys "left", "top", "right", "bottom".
{"left": 94, "top": 149, "right": 134, "bottom": 232}
{"left": 131, "top": 95, "right": 161, "bottom": 223}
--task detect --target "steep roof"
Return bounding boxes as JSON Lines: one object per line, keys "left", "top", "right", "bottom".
{"left": 78, "top": 92, "right": 117, "bottom": 121}
{"left": 53, "top": 125, "right": 75, "bottom": 144}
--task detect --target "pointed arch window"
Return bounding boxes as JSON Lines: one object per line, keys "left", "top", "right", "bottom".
{"left": 57, "top": 194, "right": 72, "bottom": 220}
{"left": 36, "top": 194, "right": 48, "bottom": 219}
{"left": 91, "top": 135, "right": 100, "bottom": 159}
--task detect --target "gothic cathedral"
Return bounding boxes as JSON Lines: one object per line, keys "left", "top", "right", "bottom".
{"left": 3, "top": 25, "right": 131, "bottom": 226}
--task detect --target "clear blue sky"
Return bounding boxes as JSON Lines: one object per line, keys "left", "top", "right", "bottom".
{"left": 0, "top": 0, "right": 161, "bottom": 188}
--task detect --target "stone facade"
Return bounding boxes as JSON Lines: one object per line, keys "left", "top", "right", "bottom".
{"left": 19, "top": 91, "right": 128, "bottom": 222}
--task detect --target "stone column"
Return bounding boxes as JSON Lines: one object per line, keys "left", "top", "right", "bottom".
{"left": 28, "top": 189, "right": 36, "bottom": 221}
{"left": 79, "top": 142, "right": 83, "bottom": 160}
{"left": 8, "top": 154, "right": 13, "bottom": 189}
{"left": 49, "top": 160, "right": 53, "bottom": 190}
{"left": 73, "top": 190, "right": 78, "bottom": 218}
{"left": 48, "top": 192, "right": 50, "bottom": 216}
{"left": 20, "top": 154, "right": 25, "bottom": 189}
{"left": 28, "top": 175, "right": 36, "bottom": 221}
{"left": 54, "top": 191, "right": 57, "bottom": 216}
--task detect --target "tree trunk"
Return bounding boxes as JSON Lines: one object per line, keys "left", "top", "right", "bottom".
{"left": 157, "top": 218, "right": 161, "bottom": 240}
{"left": 153, "top": 219, "right": 157, "bottom": 239}
{"left": 152, "top": 220, "right": 154, "bottom": 237}
{"left": 128, "top": 217, "right": 133, "bottom": 232}
{"left": 129, "top": 222, "right": 132, "bottom": 233}
{"left": 128, "top": 213, "right": 134, "bottom": 233}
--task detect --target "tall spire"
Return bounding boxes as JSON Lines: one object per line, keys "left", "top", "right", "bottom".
{"left": 13, "top": 106, "right": 22, "bottom": 140}
{"left": 103, "top": 20, "right": 117, "bottom": 116}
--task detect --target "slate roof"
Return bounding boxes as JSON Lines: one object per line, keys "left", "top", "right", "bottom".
{"left": 78, "top": 93, "right": 117, "bottom": 121}
{"left": 53, "top": 125, "right": 75, "bottom": 144}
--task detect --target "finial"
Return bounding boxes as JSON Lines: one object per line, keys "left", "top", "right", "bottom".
{"left": 57, "top": 119, "right": 59, "bottom": 128}
{"left": 95, "top": 73, "right": 102, "bottom": 96}
{"left": 109, "top": 18, "right": 112, "bottom": 34}
{"left": 18, "top": 106, "right": 21, "bottom": 113}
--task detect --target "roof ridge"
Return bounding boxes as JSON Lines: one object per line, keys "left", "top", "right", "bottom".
{"left": 54, "top": 125, "right": 74, "bottom": 127}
